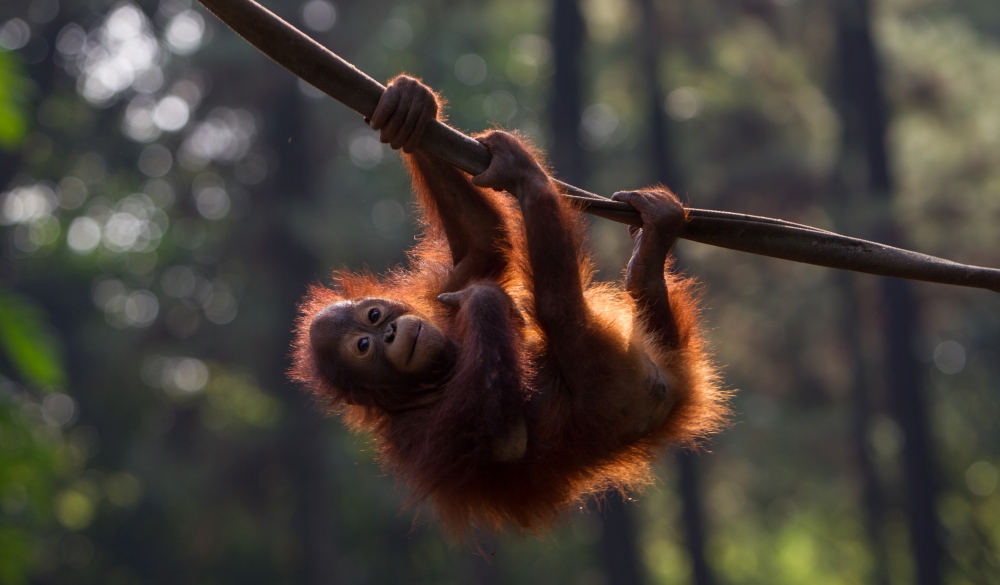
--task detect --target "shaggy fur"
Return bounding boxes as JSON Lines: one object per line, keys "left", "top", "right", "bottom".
{"left": 290, "top": 135, "right": 728, "bottom": 536}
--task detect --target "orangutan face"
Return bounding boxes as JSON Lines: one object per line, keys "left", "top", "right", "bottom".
{"left": 309, "top": 298, "right": 452, "bottom": 390}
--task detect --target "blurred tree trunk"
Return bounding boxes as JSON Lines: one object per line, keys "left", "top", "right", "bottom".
{"left": 675, "top": 454, "right": 713, "bottom": 585}
{"left": 0, "top": 151, "right": 17, "bottom": 191}
{"left": 549, "top": 0, "right": 586, "bottom": 184}
{"left": 838, "top": 271, "right": 890, "bottom": 585}
{"left": 549, "top": 2, "right": 644, "bottom": 584}
{"left": 600, "top": 492, "right": 646, "bottom": 585}
{"left": 255, "top": 78, "right": 341, "bottom": 585}
{"left": 832, "top": 1, "right": 943, "bottom": 584}
{"left": 0, "top": 148, "right": 21, "bottom": 285}
{"left": 634, "top": 1, "right": 714, "bottom": 583}
{"left": 635, "top": 0, "right": 679, "bottom": 189}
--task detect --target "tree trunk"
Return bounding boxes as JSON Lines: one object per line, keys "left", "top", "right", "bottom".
{"left": 839, "top": 272, "right": 891, "bottom": 585}
{"left": 832, "top": 1, "right": 943, "bottom": 583}
{"left": 549, "top": 0, "right": 586, "bottom": 185}
{"left": 257, "top": 78, "right": 341, "bottom": 585}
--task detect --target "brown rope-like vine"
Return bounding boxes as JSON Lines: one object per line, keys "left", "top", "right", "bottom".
{"left": 197, "top": 0, "right": 1000, "bottom": 294}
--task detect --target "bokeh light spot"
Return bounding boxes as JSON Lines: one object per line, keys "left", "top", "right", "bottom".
{"left": 124, "top": 290, "right": 159, "bottom": 327}
{"left": 203, "top": 288, "right": 238, "bottom": 324}
{"left": 173, "top": 358, "right": 209, "bottom": 392}
{"left": 54, "top": 490, "right": 94, "bottom": 531}
{"left": 179, "top": 109, "right": 256, "bottom": 169}
{"left": 57, "top": 176, "right": 88, "bottom": 209}
{"left": 42, "top": 393, "right": 77, "bottom": 427}
{"left": 666, "top": 87, "right": 704, "bottom": 121}
{"left": 966, "top": 461, "right": 997, "bottom": 496}
{"left": 75, "top": 3, "right": 161, "bottom": 106}
{"left": 302, "top": 0, "right": 337, "bottom": 32}
{"left": 194, "top": 186, "right": 230, "bottom": 220}
{"left": 55, "top": 23, "right": 85, "bottom": 56}
{"left": 105, "top": 472, "right": 143, "bottom": 508}
{"left": 28, "top": 0, "right": 60, "bottom": 24}
{"left": 123, "top": 96, "right": 160, "bottom": 142}
{"left": 349, "top": 132, "right": 384, "bottom": 168}
{"left": 483, "top": 91, "right": 517, "bottom": 123}
{"left": 234, "top": 153, "right": 268, "bottom": 185}
{"left": 868, "top": 416, "right": 904, "bottom": 459}
{"left": 580, "top": 103, "right": 619, "bottom": 149}
{"left": 933, "top": 340, "right": 966, "bottom": 374}
{"left": 142, "top": 355, "right": 212, "bottom": 393}
{"left": 455, "top": 53, "right": 487, "bottom": 86}
{"left": 379, "top": 18, "right": 412, "bottom": 49}
{"left": 165, "top": 10, "right": 204, "bottom": 55}
{"left": 0, "top": 19, "right": 31, "bottom": 51}
{"left": 67, "top": 217, "right": 101, "bottom": 253}
{"left": 510, "top": 34, "right": 551, "bottom": 66}
{"left": 152, "top": 96, "right": 190, "bottom": 132}
{"left": 137, "top": 144, "right": 173, "bottom": 177}
{"left": 507, "top": 35, "right": 550, "bottom": 86}
{"left": 1, "top": 184, "right": 57, "bottom": 225}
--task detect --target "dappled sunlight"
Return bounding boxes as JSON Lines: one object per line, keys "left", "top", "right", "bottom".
{"left": 580, "top": 103, "right": 621, "bottom": 150}
{"left": 347, "top": 129, "right": 385, "bottom": 169}
{"left": 507, "top": 34, "right": 551, "bottom": 86}
{"left": 164, "top": 9, "right": 205, "bottom": 55}
{"left": 178, "top": 108, "right": 256, "bottom": 168}
{"left": 91, "top": 278, "right": 159, "bottom": 328}
{"left": 1, "top": 183, "right": 57, "bottom": 225}
{"left": 0, "top": 18, "right": 31, "bottom": 52}
{"left": 67, "top": 4, "right": 162, "bottom": 106}
{"left": 1, "top": 0, "right": 999, "bottom": 581}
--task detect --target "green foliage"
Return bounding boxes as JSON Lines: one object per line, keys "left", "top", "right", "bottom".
{"left": 0, "top": 290, "right": 65, "bottom": 388}
{"left": 0, "top": 0, "right": 997, "bottom": 582}
{"left": 0, "top": 51, "right": 30, "bottom": 150}
{"left": 0, "top": 396, "right": 60, "bottom": 585}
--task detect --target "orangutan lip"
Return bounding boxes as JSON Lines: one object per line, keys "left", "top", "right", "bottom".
{"left": 407, "top": 322, "right": 422, "bottom": 364}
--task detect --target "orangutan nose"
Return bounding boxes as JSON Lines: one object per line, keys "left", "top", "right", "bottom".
{"left": 383, "top": 321, "right": 397, "bottom": 344}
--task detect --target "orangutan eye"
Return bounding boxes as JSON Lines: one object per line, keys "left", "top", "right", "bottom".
{"left": 357, "top": 337, "right": 371, "bottom": 353}
{"left": 367, "top": 307, "right": 380, "bottom": 323}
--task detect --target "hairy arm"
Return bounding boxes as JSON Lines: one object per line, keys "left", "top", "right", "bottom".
{"left": 471, "top": 133, "right": 588, "bottom": 330}
{"left": 472, "top": 133, "right": 626, "bottom": 391}
{"left": 405, "top": 152, "right": 510, "bottom": 290}
{"left": 611, "top": 189, "right": 687, "bottom": 349}
{"left": 433, "top": 283, "right": 529, "bottom": 463}
{"left": 372, "top": 76, "right": 510, "bottom": 291}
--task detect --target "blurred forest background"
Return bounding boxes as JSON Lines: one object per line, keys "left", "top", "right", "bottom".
{"left": 1, "top": 0, "right": 999, "bottom": 583}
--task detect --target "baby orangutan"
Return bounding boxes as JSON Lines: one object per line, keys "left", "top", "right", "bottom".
{"left": 291, "top": 75, "right": 726, "bottom": 534}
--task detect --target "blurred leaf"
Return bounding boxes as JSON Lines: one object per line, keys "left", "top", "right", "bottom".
{"left": 0, "top": 395, "right": 60, "bottom": 585}
{"left": 0, "top": 289, "right": 65, "bottom": 387}
{"left": 0, "top": 52, "right": 30, "bottom": 151}
{"left": 0, "top": 528, "right": 31, "bottom": 585}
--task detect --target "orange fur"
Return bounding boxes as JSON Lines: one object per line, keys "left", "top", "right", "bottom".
{"left": 290, "top": 138, "right": 728, "bottom": 537}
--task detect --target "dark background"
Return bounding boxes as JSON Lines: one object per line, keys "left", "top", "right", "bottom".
{"left": 1, "top": 0, "right": 999, "bottom": 583}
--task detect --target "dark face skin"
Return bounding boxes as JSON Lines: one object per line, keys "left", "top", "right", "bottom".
{"left": 309, "top": 298, "right": 452, "bottom": 390}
